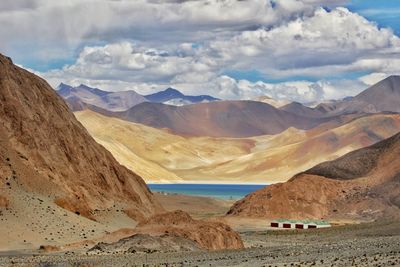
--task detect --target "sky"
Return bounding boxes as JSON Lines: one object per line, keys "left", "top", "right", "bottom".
{"left": 1, "top": 0, "right": 400, "bottom": 103}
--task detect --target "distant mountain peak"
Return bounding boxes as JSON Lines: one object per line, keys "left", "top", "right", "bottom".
{"left": 56, "top": 83, "right": 75, "bottom": 97}
{"left": 57, "top": 83, "right": 147, "bottom": 112}
{"left": 144, "top": 87, "right": 218, "bottom": 104}
{"left": 58, "top": 82, "right": 70, "bottom": 88}
{"left": 165, "top": 87, "right": 181, "bottom": 92}
{"left": 366, "top": 75, "right": 400, "bottom": 89}
{"left": 356, "top": 75, "right": 400, "bottom": 101}
{"left": 77, "top": 83, "right": 92, "bottom": 88}
{"left": 386, "top": 75, "right": 400, "bottom": 80}
{"left": 379, "top": 75, "right": 400, "bottom": 91}
{"left": 162, "top": 87, "right": 184, "bottom": 97}
{"left": 57, "top": 82, "right": 73, "bottom": 90}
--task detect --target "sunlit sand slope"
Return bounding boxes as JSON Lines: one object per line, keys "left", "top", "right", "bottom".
{"left": 76, "top": 110, "right": 400, "bottom": 183}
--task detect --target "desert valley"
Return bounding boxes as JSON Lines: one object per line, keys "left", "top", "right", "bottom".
{"left": 1, "top": 1, "right": 400, "bottom": 266}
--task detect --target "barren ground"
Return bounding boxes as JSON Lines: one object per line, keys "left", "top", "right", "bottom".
{"left": 0, "top": 194, "right": 399, "bottom": 266}
{"left": 0, "top": 220, "right": 399, "bottom": 266}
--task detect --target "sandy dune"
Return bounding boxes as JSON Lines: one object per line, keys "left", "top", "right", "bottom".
{"left": 76, "top": 110, "right": 400, "bottom": 183}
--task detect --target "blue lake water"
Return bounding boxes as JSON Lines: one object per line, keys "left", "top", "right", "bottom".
{"left": 148, "top": 184, "right": 267, "bottom": 200}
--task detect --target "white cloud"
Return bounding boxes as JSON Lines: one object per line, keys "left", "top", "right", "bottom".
{"left": 44, "top": 42, "right": 219, "bottom": 84}
{"left": 209, "top": 7, "right": 400, "bottom": 77}
{"left": 200, "top": 76, "right": 366, "bottom": 102}
{"left": 0, "top": 0, "right": 341, "bottom": 59}
{"left": 7, "top": 2, "right": 399, "bottom": 103}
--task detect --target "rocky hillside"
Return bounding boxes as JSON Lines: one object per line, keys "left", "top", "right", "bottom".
{"left": 0, "top": 54, "right": 161, "bottom": 220}
{"left": 227, "top": 132, "right": 400, "bottom": 221}
{"left": 135, "top": 210, "right": 243, "bottom": 250}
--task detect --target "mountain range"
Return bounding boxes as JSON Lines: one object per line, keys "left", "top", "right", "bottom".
{"left": 61, "top": 76, "right": 400, "bottom": 138}
{"left": 70, "top": 74, "right": 400, "bottom": 183}
{"left": 111, "top": 100, "right": 337, "bottom": 138}
{"left": 76, "top": 110, "right": 400, "bottom": 183}
{"left": 57, "top": 84, "right": 219, "bottom": 111}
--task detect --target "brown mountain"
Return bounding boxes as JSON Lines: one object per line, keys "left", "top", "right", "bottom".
{"left": 0, "top": 54, "right": 160, "bottom": 220}
{"left": 280, "top": 101, "right": 326, "bottom": 118}
{"left": 111, "top": 101, "right": 334, "bottom": 138}
{"left": 280, "top": 76, "right": 400, "bottom": 118}
{"left": 314, "top": 76, "right": 400, "bottom": 116}
{"left": 356, "top": 75, "right": 400, "bottom": 112}
{"left": 227, "top": 131, "right": 400, "bottom": 221}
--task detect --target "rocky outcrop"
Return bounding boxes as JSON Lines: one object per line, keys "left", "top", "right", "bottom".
{"left": 136, "top": 210, "right": 244, "bottom": 250}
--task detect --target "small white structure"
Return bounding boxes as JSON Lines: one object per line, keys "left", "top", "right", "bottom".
{"left": 270, "top": 219, "right": 331, "bottom": 229}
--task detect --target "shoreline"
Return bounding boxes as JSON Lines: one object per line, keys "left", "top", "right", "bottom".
{"left": 148, "top": 183, "right": 268, "bottom": 201}
{"left": 146, "top": 181, "right": 271, "bottom": 186}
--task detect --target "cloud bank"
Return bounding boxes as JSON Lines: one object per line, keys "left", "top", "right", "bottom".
{"left": 2, "top": 0, "right": 400, "bottom": 102}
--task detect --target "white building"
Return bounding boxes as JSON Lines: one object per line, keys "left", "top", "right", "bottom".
{"left": 270, "top": 219, "right": 331, "bottom": 229}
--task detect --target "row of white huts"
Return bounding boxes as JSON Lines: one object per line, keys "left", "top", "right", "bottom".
{"left": 270, "top": 219, "right": 331, "bottom": 229}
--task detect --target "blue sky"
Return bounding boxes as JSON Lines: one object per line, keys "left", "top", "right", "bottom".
{"left": 0, "top": 0, "right": 399, "bottom": 102}
{"left": 223, "top": 0, "right": 400, "bottom": 84}
{"left": 346, "top": 0, "right": 400, "bottom": 34}
{"left": 20, "top": 0, "right": 400, "bottom": 73}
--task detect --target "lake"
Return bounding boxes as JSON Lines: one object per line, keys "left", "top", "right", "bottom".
{"left": 148, "top": 183, "right": 267, "bottom": 200}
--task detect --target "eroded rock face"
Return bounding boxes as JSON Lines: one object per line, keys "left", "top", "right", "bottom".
{"left": 228, "top": 133, "right": 400, "bottom": 221}
{"left": 136, "top": 210, "right": 244, "bottom": 250}
{"left": 0, "top": 53, "right": 161, "bottom": 220}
